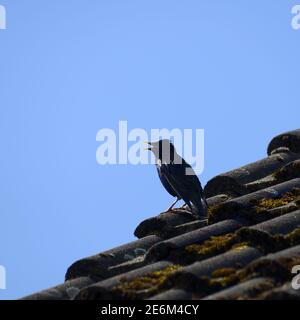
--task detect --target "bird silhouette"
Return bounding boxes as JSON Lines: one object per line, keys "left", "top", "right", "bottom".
{"left": 145, "top": 139, "right": 207, "bottom": 219}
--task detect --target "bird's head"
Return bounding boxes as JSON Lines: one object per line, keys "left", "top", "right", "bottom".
{"left": 144, "top": 139, "right": 176, "bottom": 162}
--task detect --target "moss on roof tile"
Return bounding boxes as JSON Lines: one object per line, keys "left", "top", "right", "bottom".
{"left": 208, "top": 188, "right": 300, "bottom": 224}
{"left": 255, "top": 188, "right": 300, "bottom": 214}
{"left": 183, "top": 223, "right": 300, "bottom": 265}
{"left": 112, "top": 265, "right": 181, "bottom": 299}
{"left": 185, "top": 234, "right": 236, "bottom": 259}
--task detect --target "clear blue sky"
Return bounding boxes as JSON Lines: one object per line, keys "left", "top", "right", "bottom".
{"left": 0, "top": 0, "right": 299, "bottom": 299}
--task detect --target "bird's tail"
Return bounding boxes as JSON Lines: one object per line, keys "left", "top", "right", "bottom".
{"left": 191, "top": 196, "right": 208, "bottom": 219}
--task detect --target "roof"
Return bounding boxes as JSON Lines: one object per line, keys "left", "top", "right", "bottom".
{"left": 21, "top": 128, "right": 300, "bottom": 300}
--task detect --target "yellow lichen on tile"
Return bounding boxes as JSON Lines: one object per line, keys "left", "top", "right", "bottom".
{"left": 257, "top": 198, "right": 290, "bottom": 211}
{"left": 112, "top": 265, "right": 181, "bottom": 298}
{"left": 211, "top": 268, "right": 236, "bottom": 278}
{"left": 231, "top": 242, "right": 250, "bottom": 251}
{"left": 209, "top": 269, "right": 239, "bottom": 288}
{"left": 255, "top": 188, "right": 300, "bottom": 214}
{"left": 185, "top": 233, "right": 236, "bottom": 258}
{"left": 284, "top": 227, "right": 300, "bottom": 245}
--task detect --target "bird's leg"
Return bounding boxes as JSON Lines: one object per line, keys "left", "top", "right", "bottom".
{"left": 182, "top": 199, "right": 194, "bottom": 214}
{"left": 166, "top": 197, "right": 180, "bottom": 211}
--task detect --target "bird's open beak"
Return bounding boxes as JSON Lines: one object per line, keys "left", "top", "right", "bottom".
{"left": 143, "top": 141, "right": 152, "bottom": 151}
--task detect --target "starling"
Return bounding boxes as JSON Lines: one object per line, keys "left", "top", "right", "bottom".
{"left": 145, "top": 139, "right": 207, "bottom": 219}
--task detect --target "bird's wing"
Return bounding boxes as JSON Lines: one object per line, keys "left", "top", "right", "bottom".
{"left": 162, "top": 169, "right": 184, "bottom": 200}
{"left": 167, "top": 162, "right": 204, "bottom": 196}
{"left": 156, "top": 164, "right": 178, "bottom": 197}
{"left": 165, "top": 163, "right": 207, "bottom": 216}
